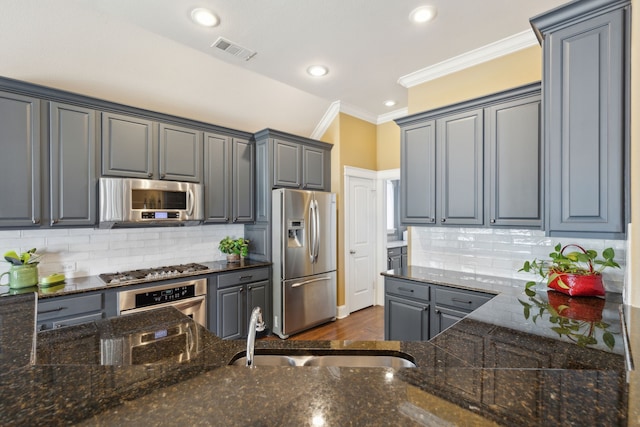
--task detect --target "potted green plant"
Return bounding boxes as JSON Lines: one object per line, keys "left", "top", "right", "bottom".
{"left": 218, "top": 237, "right": 249, "bottom": 263}
{"left": 519, "top": 243, "right": 620, "bottom": 297}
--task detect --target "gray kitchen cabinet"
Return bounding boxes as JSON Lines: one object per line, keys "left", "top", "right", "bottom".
{"left": 158, "top": 123, "right": 202, "bottom": 182}
{"left": 0, "top": 91, "right": 41, "bottom": 227}
{"left": 37, "top": 291, "right": 105, "bottom": 331}
{"left": 396, "top": 83, "right": 542, "bottom": 229}
{"left": 213, "top": 267, "right": 270, "bottom": 340}
{"left": 102, "top": 112, "right": 202, "bottom": 182}
{"left": 384, "top": 276, "right": 493, "bottom": 341}
{"left": 437, "top": 108, "right": 484, "bottom": 226}
{"left": 531, "top": 0, "right": 629, "bottom": 239}
{"left": 49, "top": 102, "right": 97, "bottom": 227}
{"left": 273, "top": 138, "right": 301, "bottom": 188}
{"left": 401, "top": 246, "right": 408, "bottom": 268}
{"left": 486, "top": 95, "right": 541, "bottom": 227}
{"left": 302, "top": 144, "right": 327, "bottom": 190}
{"left": 400, "top": 120, "right": 436, "bottom": 224}
{"left": 101, "top": 111, "right": 154, "bottom": 179}
{"left": 204, "top": 133, "right": 254, "bottom": 223}
{"left": 384, "top": 278, "right": 430, "bottom": 341}
{"left": 387, "top": 247, "right": 402, "bottom": 270}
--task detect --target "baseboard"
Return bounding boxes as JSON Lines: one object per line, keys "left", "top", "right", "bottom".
{"left": 336, "top": 305, "right": 349, "bottom": 319}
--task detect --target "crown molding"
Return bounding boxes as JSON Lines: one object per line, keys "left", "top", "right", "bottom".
{"left": 377, "top": 108, "right": 407, "bottom": 125}
{"left": 397, "top": 30, "right": 538, "bottom": 88}
{"left": 310, "top": 101, "right": 341, "bottom": 140}
{"left": 310, "top": 101, "right": 406, "bottom": 139}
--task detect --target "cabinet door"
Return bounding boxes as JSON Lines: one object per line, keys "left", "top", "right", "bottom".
{"left": 387, "top": 248, "right": 402, "bottom": 270}
{"left": 384, "top": 295, "right": 429, "bottom": 341}
{"left": 203, "top": 133, "right": 230, "bottom": 223}
{"left": 437, "top": 109, "right": 484, "bottom": 225}
{"left": 545, "top": 9, "right": 626, "bottom": 236}
{"left": 217, "top": 285, "right": 244, "bottom": 340}
{"left": 432, "top": 305, "right": 466, "bottom": 337}
{"left": 400, "top": 120, "right": 436, "bottom": 224}
{"left": 247, "top": 280, "right": 269, "bottom": 331}
{"left": 49, "top": 102, "right": 97, "bottom": 227}
{"left": 302, "top": 145, "right": 326, "bottom": 190}
{"left": 232, "top": 138, "right": 255, "bottom": 223}
{"left": 102, "top": 112, "right": 154, "bottom": 178}
{"left": 0, "top": 91, "right": 41, "bottom": 227}
{"left": 159, "top": 123, "right": 202, "bottom": 182}
{"left": 486, "top": 95, "right": 541, "bottom": 227}
{"left": 273, "top": 138, "right": 301, "bottom": 188}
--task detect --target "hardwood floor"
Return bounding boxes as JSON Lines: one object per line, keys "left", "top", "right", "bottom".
{"left": 262, "top": 305, "right": 384, "bottom": 341}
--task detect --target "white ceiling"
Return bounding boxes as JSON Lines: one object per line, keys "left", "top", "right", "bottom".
{"left": 1, "top": 0, "right": 568, "bottom": 136}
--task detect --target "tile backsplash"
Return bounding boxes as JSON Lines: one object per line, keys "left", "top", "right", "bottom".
{"left": 410, "top": 227, "right": 627, "bottom": 293}
{"left": 0, "top": 224, "right": 244, "bottom": 278}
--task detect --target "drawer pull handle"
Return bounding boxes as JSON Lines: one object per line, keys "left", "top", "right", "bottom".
{"left": 38, "top": 306, "right": 67, "bottom": 314}
{"left": 452, "top": 298, "right": 472, "bottom": 304}
{"left": 398, "top": 287, "right": 414, "bottom": 293}
{"left": 239, "top": 275, "right": 253, "bottom": 280}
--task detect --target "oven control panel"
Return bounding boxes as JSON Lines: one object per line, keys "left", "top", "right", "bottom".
{"left": 135, "top": 285, "right": 195, "bottom": 308}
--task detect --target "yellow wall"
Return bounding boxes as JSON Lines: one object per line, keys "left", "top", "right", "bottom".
{"left": 629, "top": 0, "right": 640, "bottom": 308}
{"left": 408, "top": 45, "right": 542, "bottom": 113}
{"left": 376, "top": 121, "right": 401, "bottom": 171}
{"left": 321, "top": 113, "right": 377, "bottom": 307}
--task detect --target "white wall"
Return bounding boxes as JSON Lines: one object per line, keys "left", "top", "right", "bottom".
{"left": 0, "top": 224, "right": 243, "bottom": 279}
{"left": 410, "top": 227, "right": 627, "bottom": 293}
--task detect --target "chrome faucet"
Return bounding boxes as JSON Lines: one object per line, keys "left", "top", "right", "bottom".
{"left": 246, "top": 306, "right": 265, "bottom": 368}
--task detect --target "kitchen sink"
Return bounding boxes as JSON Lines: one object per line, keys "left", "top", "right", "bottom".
{"left": 229, "top": 351, "right": 416, "bottom": 368}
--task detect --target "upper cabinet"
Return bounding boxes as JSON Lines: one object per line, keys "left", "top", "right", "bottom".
{"left": 531, "top": 0, "right": 630, "bottom": 239}
{"left": 396, "top": 83, "right": 542, "bottom": 229}
{"left": 102, "top": 112, "right": 202, "bottom": 183}
{"left": 49, "top": 102, "right": 97, "bottom": 227}
{"left": 0, "top": 91, "right": 41, "bottom": 227}
{"left": 254, "top": 129, "right": 332, "bottom": 223}
{"left": 204, "top": 133, "right": 254, "bottom": 224}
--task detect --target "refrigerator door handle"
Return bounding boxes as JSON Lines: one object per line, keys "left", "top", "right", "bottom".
{"left": 313, "top": 199, "right": 320, "bottom": 263}
{"left": 291, "top": 276, "right": 332, "bottom": 288}
{"left": 308, "top": 202, "right": 315, "bottom": 263}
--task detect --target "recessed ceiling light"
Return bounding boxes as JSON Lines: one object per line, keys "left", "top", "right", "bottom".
{"left": 191, "top": 8, "right": 219, "bottom": 27}
{"left": 409, "top": 6, "right": 437, "bottom": 24}
{"left": 384, "top": 100, "right": 397, "bottom": 107}
{"left": 307, "top": 65, "right": 329, "bottom": 77}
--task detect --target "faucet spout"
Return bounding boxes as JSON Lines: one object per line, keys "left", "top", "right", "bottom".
{"left": 246, "top": 306, "right": 265, "bottom": 368}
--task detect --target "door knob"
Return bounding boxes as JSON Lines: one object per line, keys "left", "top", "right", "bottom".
{"left": 349, "top": 250, "right": 356, "bottom": 254}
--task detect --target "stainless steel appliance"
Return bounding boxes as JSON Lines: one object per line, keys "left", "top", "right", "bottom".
{"left": 98, "top": 177, "right": 204, "bottom": 228}
{"left": 116, "top": 277, "right": 207, "bottom": 328}
{"left": 99, "top": 263, "right": 210, "bottom": 285}
{"left": 272, "top": 189, "right": 337, "bottom": 339}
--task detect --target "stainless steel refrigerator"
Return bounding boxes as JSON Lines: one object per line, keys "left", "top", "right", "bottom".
{"left": 272, "top": 188, "right": 337, "bottom": 339}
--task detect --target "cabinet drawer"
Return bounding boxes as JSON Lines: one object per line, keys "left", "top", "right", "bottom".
{"left": 217, "top": 267, "right": 269, "bottom": 288}
{"left": 51, "top": 312, "right": 104, "bottom": 329}
{"left": 37, "top": 293, "right": 103, "bottom": 321}
{"left": 387, "top": 247, "right": 402, "bottom": 257}
{"left": 385, "top": 278, "right": 430, "bottom": 301}
{"left": 434, "top": 287, "right": 492, "bottom": 313}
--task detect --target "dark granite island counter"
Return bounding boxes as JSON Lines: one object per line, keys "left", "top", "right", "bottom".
{"left": 0, "top": 266, "right": 635, "bottom": 426}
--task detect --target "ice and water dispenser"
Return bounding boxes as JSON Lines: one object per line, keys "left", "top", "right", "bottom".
{"left": 287, "top": 219, "right": 305, "bottom": 248}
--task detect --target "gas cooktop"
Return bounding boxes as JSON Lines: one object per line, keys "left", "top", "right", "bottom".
{"left": 99, "top": 263, "right": 210, "bottom": 285}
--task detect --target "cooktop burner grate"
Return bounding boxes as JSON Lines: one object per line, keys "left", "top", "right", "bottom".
{"left": 99, "top": 263, "right": 209, "bottom": 284}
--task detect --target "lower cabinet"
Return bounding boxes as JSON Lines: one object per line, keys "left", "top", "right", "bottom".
{"left": 37, "top": 291, "right": 105, "bottom": 331}
{"left": 212, "top": 267, "right": 271, "bottom": 340}
{"left": 384, "top": 276, "right": 493, "bottom": 341}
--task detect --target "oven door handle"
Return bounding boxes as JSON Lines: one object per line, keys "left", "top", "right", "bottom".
{"left": 119, "top": 295, "right": 206, "bottom": 319}
{"left": 186, "top": 188, "right": 195, "bottom": 216}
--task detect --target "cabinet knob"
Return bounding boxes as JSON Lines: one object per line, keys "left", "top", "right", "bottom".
{"left": 441, "top": 218, "right": 446, "bottom": 223}
{"left": 233, "top": 217, "right": 237, "bottom": 223}
{"left": 490, "top": 219, "right": 496, "bottom": 224}
{"left": 350, "top": 250, "right": 356, "bottom": 254}
{"left": 51, "top": 219, "right": 59, "bottom": 225}
{"left": 32, "top": 218, "right": 40, "bottom": 225}
{"left": 388, "top": 257, "right": 391, "bottom": 262}
{"left": 160, "top": 173, "right": 166, "bottom": 179}
{"left": 224, "top": 217, "right": 229, "bottom": 221}
{"left": 147, "top": 172, "right": 153, "bottom": 178}
{"left": 435, "top": 309, "right": 441, "bottom": 314}
{"left": 430, "top": 218, "right": 435, "bottom": 223}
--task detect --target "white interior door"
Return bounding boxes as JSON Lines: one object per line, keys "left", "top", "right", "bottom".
{"left": 347, "top": 174, "right": 376, "bottom": 312}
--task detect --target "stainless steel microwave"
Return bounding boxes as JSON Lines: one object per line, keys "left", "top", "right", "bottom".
{"left": 98, "top": 177, "right": 204, "bottom": 228}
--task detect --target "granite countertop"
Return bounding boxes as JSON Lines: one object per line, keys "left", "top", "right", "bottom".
{"left": 387, "top": 240, "right": 407, "bottom": 249}
{"left": 0, "top": 267, "right": 635, "bottom": 426}
{"left": 0, "top": 259, "right": 271, "bottom": 299}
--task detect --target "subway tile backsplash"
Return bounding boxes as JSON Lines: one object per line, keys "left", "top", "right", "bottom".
{"left": 410, "top": 227, "right": 627, "bottom": 293}
{"left": 0, "top": 225, "right": 244, "bottom": 278}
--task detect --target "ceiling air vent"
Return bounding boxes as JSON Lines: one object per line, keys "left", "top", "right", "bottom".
{"left": 211, "top": 37, "right": 257, "bottom": 61}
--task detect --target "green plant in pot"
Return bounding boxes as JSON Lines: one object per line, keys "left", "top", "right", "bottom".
{"left": 218, "top": 237, "right": 249, "bottom": 263}
{"left": 519, "top": 243, "right": 620, "bottom": 297}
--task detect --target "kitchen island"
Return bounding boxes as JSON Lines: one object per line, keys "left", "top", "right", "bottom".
{"left": 0, "top": 267, "right": 635, "bottom": 426}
